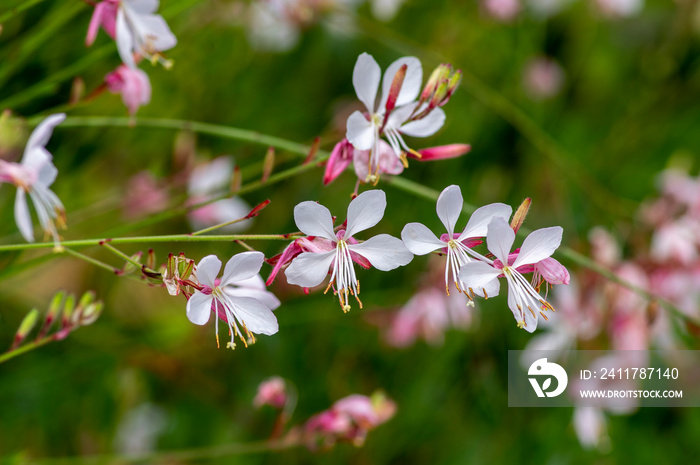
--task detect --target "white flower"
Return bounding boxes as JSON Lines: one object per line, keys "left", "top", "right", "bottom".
{"left": 401, "top": 185, "right": 512, "bottom": 298}
{"left": 116, "top": 0, "right": 177, "bottom": 69}
{"left": 0, "top": 113, "right": 66, "bottom": 244}
{"left": 458, "top": 217, "right": 562, "bottom": 332}
{"left": 186, "top": 252, "right": 279, "bottom": 348}
{"left": 346, "top": 53, "right": 445, "bottom": 181}
{"left": 285, "top": 190, "right": 413, "bottom": 311}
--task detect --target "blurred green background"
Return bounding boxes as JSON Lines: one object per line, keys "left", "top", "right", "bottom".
{"left": 1, "top": 0, "right": 700, "bottom": 463}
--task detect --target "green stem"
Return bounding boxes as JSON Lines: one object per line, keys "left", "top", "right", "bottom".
{"left": 0, "top": 234, "right": 299, "bottom": 253}
{"left": 0, "top": 0, "right": 48, "bottom": 24}
{"left": 25, "top": 439, "right": 297, "bottom": 465}
{"left": 0, "top": 333, "right": 55, "bottom": 364}
{"left": 63, "top": 248, "right": 119, "bottom": 274}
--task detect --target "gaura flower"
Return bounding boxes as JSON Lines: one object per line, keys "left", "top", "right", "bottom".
{"left": 186, "top": 252, "right": 279, "bottom": 348}
{"left": 346, "top": 53, "right": 448, "bottom": 182}
{"left": 115, "top": 0, "right": 177, "bottom": 69}
{"left": 105, "top": 64, "right": 152, "bottom": 115}
{"left": 0, "top": 113, "right": 66, "bottom": 244}
{"left": 285, "top": 190, "right": 413, "bottom": 312}
{"left": 401, "top": 185, "right": 512, "bottom": 298}
{"left": 253, "top": 376, "right": 288, "bottom": 409}
{"left": 458, "top": 217, "right": 563, "bottom": 332}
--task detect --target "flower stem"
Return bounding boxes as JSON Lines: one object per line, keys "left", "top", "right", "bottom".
{"left": 0, "top": 333, "right": 56, "bottom": 364}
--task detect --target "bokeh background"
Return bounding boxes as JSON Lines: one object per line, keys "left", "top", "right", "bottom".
{"left": 1, "top": 0, "right": 700, "bottom": 463}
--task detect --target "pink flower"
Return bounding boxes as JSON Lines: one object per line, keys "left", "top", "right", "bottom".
{"left": 122, "top": 171, "right": 168, "bottom": 218}
{"left": 105, "top": 65, "right": 152, "bottom": 115}
{"left": 253, "top": 377, "right": 288, "bottom": 409}
{"left": 86, "top": 0, "right": 119, "bottom": 46}
{"left": 482, "top": 0, "right": 521, "bottom": 21}
{"left": 522, "top": 57, "right": 565, "bottom": 101}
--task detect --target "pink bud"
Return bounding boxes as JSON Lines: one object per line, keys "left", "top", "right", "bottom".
{"left": 323, "top": 139, "right": 354, "bottom": 185}
{"left": 253, "top": 376, "right": 288, "bottom": 409}
{"left": 414, "top": 144, "right": 471, "bottom": 161}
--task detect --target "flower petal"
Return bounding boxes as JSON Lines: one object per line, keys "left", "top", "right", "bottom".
{"left": 486, "top": 217, "right": 515, "bottom": 265}
{"left": 285, "top": 250, "right": 335, "bottom": 288}
{"left": 459, "top": 202, "right": 513, "bottom": 240}
{"left": 293, "top": 201, "right": 337, "bottom": 241}
{"left": 127, "top": 11, "right": 177, "bottom": 52}
{"left": 230, "top": 296, "right": 279, "bottom": 335}
{"left": 399, "top": 108, "right": 445, "bottom": 138}
{"left": 196, "top": 255, "right": 222, "bottom": 287}
{"left": 348, "top": 234, "right": 413, "bottom": 271}
{"left": 221, "top": 251, "right": 264, "bottom": 286}
{"left": 116, "top": 9, "right": 136, "bottom": 68}
{"left": 458, "top": 261, "right": 502, "bottom": 297}
{"left": 534, "top": 257, "right": 570, "bottom": 285}
{"left": 344, "top": 189, "right": 386, "bottom": 239}
{"left": 507, "top": 283, "right": 538, "bottom": 333}
{"left": 352, "top": 53, "right": 381, "bottom": 113}
{"left": 401, "top": 222, "right": 444, "bottom": 255}
{"left": 380, "top": 56, "right": 422, "bottom": 109}
{"left": 225, "top": 276, "right": 281, "bottom": 311}
{"left": 512, "top": 226, "right": 563, "bottom": 269}
{"left": 24, "top": 113, "right": 66, "bottom": 156}
{"left": 186, "top": 291, "right": 213, "bottom": 325}
{"left": 346, "top": 111, "right": 375, "bottom": 151}
{"left": 127, "top": 0, "right": 159, "bottom": 14}
{"left": 14, "top": 189, "right": 34, "bottom": 242}
{"left": 436, "top": 185, "right": 462, "bottom": 235}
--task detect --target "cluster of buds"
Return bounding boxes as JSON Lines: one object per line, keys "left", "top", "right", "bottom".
{"left": 415, "top": 63, "right": 462, "bottom": 118}
{"left": 162, "top": 252, "right": 197, "bottom": 297}
{"left": 9, "top": 290, "right": 103, "bottom": 352}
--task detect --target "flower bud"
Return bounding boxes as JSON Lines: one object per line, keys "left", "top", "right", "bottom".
{"left": 146, "top": 249, "right": 156, "bottom": 271}
{"left": 261, "top": 146, "right": 275, "bottom": 183}
{"left": 384, "top": 64, "right": 407, "bottom": 115}
{"left": 510, "top": 198, "right": 531, "bottom": 234}
{"left": 79, "top": 302, "right": 103, "bottom": 326}
{"left": 414, "top": 144, "right": 471, "bottom": 161}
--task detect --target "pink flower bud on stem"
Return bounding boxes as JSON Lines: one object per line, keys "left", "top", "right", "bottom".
{"left": 413, "top": 144, "right": 471, "bottom": 161}
{"left": 384, "top": 64, "right": 408, "bottom": 116}
{"left": 246, "top": 199, "right": 272, "bottom": 219}
{"left": 36, "top": 290, "right": 65, "bottom": 340}
{"left": 303, "top": 137, "right": 321, "bottom": 165}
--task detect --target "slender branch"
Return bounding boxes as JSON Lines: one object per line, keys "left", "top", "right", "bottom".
{"left": 0, "top": 333, "right": 55, "bottom": 364}
{"left": 25, "top": 438, "right": 297, "bottom": 465}
{"left": 0, "top": 234, "right": 300, "bottom": 253}
{"left": 63, "top": 248, "right": 119, "bottom": 274}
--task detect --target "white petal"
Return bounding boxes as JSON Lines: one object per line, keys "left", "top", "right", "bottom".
{"left": 346, "top": 111, "right": 375, "bottom": 150}
{"left": 401, "top": 222, "right": 444, "bottom": 255}
{"left": 293, "top": 201, "right": 337, "bottom": 241}
{"left": 188, "top": 156, "right": 234, "bottom": 196}
{"left": 380, "top": 56, "right": 422, "bottom": 109}
{"left": 116, "top": 9, "right": 136, "bottom": 68}
{"left": 459, "top": 203, "right": 513, "bottom": 240}
{"left": 486, "top": 217, "right": 515, "bottom": 265}
{"left": 285, "top": 251, "right": 335, "bottom": 288}
{"left": 186, "top": 292, "right": 213, "bottom": 325}
{"left": 344, "top": 189, "right": 386, "bottom": 238}
{"left": 36, "top": 155, "right": 58, "bottom": 187}
{"left": 436, "top": 184, "right": 462, "bottom": 235}
{"left": 128, "top": 12, "right": 177, "bottom": 52}
{"left": 352, "top": 53, "right": 381, "bottom": 113}
{"left": 125, "top": 0, "right": 159, "bottom": 14}
{"left": 512, "top": 226, "right": 563, "bottom": 269}
{"left": 458, "top": 261, "right": 501, "bottom": 297}
{"left": 21, "top": 147, "right": 52, "bottom": 177}
{"left": 230, "top": 297, "right": 278, "bottom": 335}
{"left": 14, "top": 189, "right": 34, "bottom": 242}
{"left": 348, "top": 234, "right": 413, "bottom": 271}
{"left": 195, "top": 255, "right": 221, "bottom": 287}
{"left": 24, "top": 113, "right": 65, "bottom": 155}
{"left": 385, "top": 102, "right": 417, "bottom": 129}
{"left": 221, "top": 251, "right": 264, "bottom": 286}
{"left": 399, "top": 108, "right": 445, "bottom": 137}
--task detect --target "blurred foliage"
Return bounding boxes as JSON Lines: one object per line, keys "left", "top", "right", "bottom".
{"left": 1, "top": 0, "right": 700, "bottom": 463}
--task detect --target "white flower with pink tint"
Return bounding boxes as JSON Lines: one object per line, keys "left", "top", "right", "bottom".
{"left": 187, "top": 156, "right": 251, "bottom": 233}
{"left": 523, "top": 56, "right": 565, "bottom": 101}
{"left": 285, "top": 190, "right": 413, "bottom": 312}
{"left": 253, "top": 376, "right": 288, "bottom": 409}
{"left": 346, "top": 53, "right": 448, "bottom": 182}
{"left": 115, "top": 0, "right": 177, "bottom": 68}
{"left": 0, "top": 114, "right": 66, "bottom": 244}
{"left": 186, "top": 252, "right": 279, "bottom": 348}
{"left": 105, "top": 65, "right": 152, "bottom": 115}
{"left": 458, "top": 217, "right": 563, "bottom": 332}
{"left": 402, "top": 185, "right": 512, "bottom": 298}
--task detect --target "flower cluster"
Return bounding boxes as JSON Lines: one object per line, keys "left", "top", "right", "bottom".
{"left": 86, "top": 0, "right": 177, "bottom": 114}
